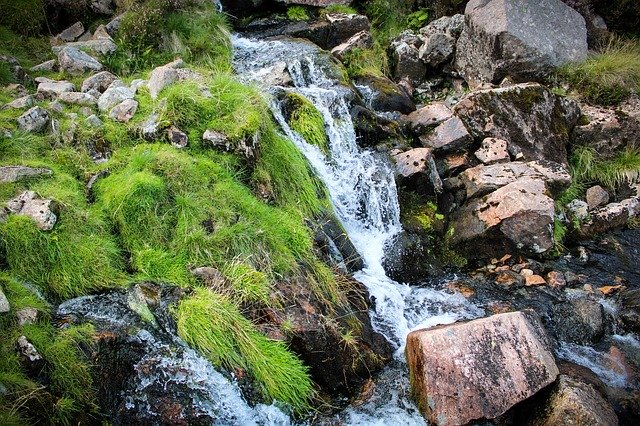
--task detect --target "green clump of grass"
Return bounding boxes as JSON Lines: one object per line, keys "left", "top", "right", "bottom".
{"left": 322, "top": 4, "right": 357, "bottom": 15}
{"left": 341, "top": 47, "right": 388, "bottom": 79}
{"left": 560, "top": 36, "right": 640, "bottom": 105}
{"left": 567, "top": 145, "right": 640, "bottom": 191}
{"left": 220, "top": 260, "right": 271, "bottom": 307}
{"left": 175, "top": 287, "right": 314, "bottom": 414}
{"left": 283, "top": 92, "right": 329, "bottom": 155}
{"left": 0, "top": 170, "right": 124, "bottom": 299}
{"left": 287, "top": 6, "right": 310, "bottom": 21}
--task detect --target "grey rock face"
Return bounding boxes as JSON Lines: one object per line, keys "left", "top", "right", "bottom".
{"left": 30, "top": 59, "right": 57, "bottom": 72}
{"left": 17, "top": 107, "right": 50, "bottom": 133}
{"left": 58, "top": 91, "right": 98, "bottom": 106}
{"left": 109, "top": 99, "right": 138, "bottom": 122}
{"left": 0, "top": 287, "right": 9, "bottom": 313}
{"left": 389, "top": 35, "right": 426, "bottom": 86}
{"left": 0, "top": 166, "right": 52, "bottom": 183}
{"left": 3, "top": 95, "right": 35, "bottom": 110}
{"left": 419, "top": 116, "right": 472, "bottom": 153}
{"left": 37, "top": 80, "right": 75, "bottom": 98}
{"left": 57, "top": 21, "right": 84, "bottom": 42}
{"left": 81, "top": 71, "right": 117, "bottom": 93}
{"left": 53, "top": 38, "right": 117, "bottom": 56}
{"left": 455, "top": 0, "right": 588, "bottom": 86}
{"left": 58, "top": 47, "right": 103, "bottom": 75}
{"left": 98, "top": 86, "right": 134, "bottom": 112}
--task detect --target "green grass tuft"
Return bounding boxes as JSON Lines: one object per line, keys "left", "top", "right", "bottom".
{"left": 283, "top": 92, "right": 329, "bottom": 155}
{"left": 175, "top": 287, "right": 314, "bottom": 413}
{"left": 322, "top": 4, "right": 357, "bottom": 15}
{"left": 287, "top": 6, "right": 310, "bottom": 21}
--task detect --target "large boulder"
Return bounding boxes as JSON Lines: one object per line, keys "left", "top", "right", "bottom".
{"left": 407, "top": 310, "right": 559, "bottom": 426}
{"left": 388, "top": 32, "right": 426, "bottom": 86}
{"left": 355, "top": 74, "right": 415, "bottom": 114}
{"left": 455, "top": 0, "right": 588, "bottom": 86}
{"left": 17, "top": 107, "right": 50, "bottom": 133}
{"left": 5, "top": 191, "right": 57, "bottom": 231}
{"left": 453, "top": 83, "right": 581, "bottom": 165}
{"left": 58, "top": 47, "right": 103, "bottom": 75}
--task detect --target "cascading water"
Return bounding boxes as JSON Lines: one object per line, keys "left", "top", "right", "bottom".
{"left": 232, "top": 35, "right": 484, "bottom": 423}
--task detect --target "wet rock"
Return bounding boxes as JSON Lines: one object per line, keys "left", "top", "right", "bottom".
{"left": 30, "top": 59, "right": 57, "bottom": 73}
{"left": 580, "top": 202, "right": 629, "bottom": 237}
{"left": 546, "top": 271, "right": 567, "bottom": 289}
{"left": 37, "top": 80, "right": 75, "bottom": 98}
{"left": 81, "top": 71, "right": 117, "bottom": 93}
{"left": 16, "top": 307, "right": 38, "bottom": 326}
{"left": 475, "top": 137, "right": 510, "bottom": 164}
{"left": 312, "top": 212, "right": 364, "bottom": 273}
{"left": 382, "top": 231, "right": 439, "bottom": 283}
{"left": 407, "top": 310, "right": 558, "bottom": 425}
{"left": 460, "top": 160, "right": 572, "bottom": 200}
{"left": 109, "top": 98, "right": 138, "bottom": 123}
{"left": 98, "top": 86, "right": 134, "bottom": 112}
{"left": 404, "top": 102, "right": 453, "bottom": 134}
{"left": 529, "top": 375, "right": 618, "bottom": 426}
{"left": 618, "top": 289, "right": 640, "bottom": 334}
{"left": 454, "top": 83, "right": 581, "bottom": 165}
{"left": 566, "top": 199, "right": 590, "bottom": 222}
{"left": 586, "top": 185, "right": 609, "bottom": 210}
{"left": 525, "top": 275, "right": 547, "bottom": 286}
{"left": 455, "top": 0, "right": 588, "bottom": 86}
{"left": 17, "top": 335, "right": 42, "bottom": 363}
{"left": 259, "top": 61, "right": 292, "bottom": 87}
{"left": 3, "top": 95, "right": 34, "bottom": 110}
{"left": 321, "top": 13, "right": 371, "bottom": 50}
{"left": 355, "top": 74, "right": 415, "bottom": 114}
{"left": 451, "top": 178, "right": 556, "bottom": 258}
{"left": 58, "top": 47, "right": 103, "bottom": 75}
{"left": 5, "top": 191, "right": 57, "bottom": 231}
{"left": 57, "top": 91, "right": 97, "bottom": 106}
{"left": 0, "top": 287, "right": 9, "bottom": 313}
{"left": 57, "top": 21, "right": 84, "bottom": 42}
{"left": 351, "top": 105, "right": 404, "bottom": 147}
{"left": 0, "top": 166, "right": 52, "bottom": 183}
{"left": 167, "top": 126, "right": 188, "bottom": 149}
{"left": 331, "top": 30, "right": 373, "bottom": 60}
{"left": 389, "top": 33, "right": 426, "bottom": 85}
{"left": 17, "top": 106, "right": 50, "bottom": 133}
{"left": 419, "top": 116, "right": 471, "bottom": 153}
{"left": 554, "top": 295, "right": 604, "bottom": 344}
{"left": 392, "top": 147, "right": 443, "bottom": 194}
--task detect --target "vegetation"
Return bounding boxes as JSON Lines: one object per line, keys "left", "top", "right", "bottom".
{"left": 560, "top": 36, "right": 640, "bottom": 105}
{"left": 283, "top": 93, "right": 329, "bottom": 154}
{"left": 287, "top": 6, "right": 310, "bottom": 21}
{"left": 0, "top": 0, "right": 45, "bottom": 36}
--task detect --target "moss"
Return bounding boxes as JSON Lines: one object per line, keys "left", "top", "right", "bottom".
{"left": 287, "top": 6, "right": 310, "bottom": 21}
{"left": 341, "top": 47, "right": 387, "bottom": 79}
{"left": 283, "top": 93, "right": 329, "bottom": 155}
{"left": 175, "top": 287, "right": 314, "bottom": 414}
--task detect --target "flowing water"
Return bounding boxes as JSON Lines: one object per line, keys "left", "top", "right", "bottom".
{"left": 232, "top": 34, "right": 485, "bottom": 423}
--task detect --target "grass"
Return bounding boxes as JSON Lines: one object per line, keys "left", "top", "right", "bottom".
{"left": 283, "top": 93, "right": 329, "bottom": 155}
{"left": 175, "top": 287, "right": 314, "bottom": 414}
{"left": 287, "top": 6, "right": 310, "bottom": 21}
{"left": 564, "top": 146, "right": 640, "bottom": 193}
{"left": 322, "top": 4, "right": 358, "bottom": 15}
{"left": 560, "top": 36, "right": 640, "bottom": 105}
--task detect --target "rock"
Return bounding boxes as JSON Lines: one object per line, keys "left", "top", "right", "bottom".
{"left": 475, "top": 137, "right": 509, "bottom": 164}
{"left": 0, "top": 55, "right": 29, "bottom": 84}
{"left": 167, "top": 126, "right": 188, "bottom": 148}
{"left": 147, "top": 59, "right": 185, "bottom": 99}
{"left": 355, "top": 74, "right": 415, "bottom": 114}
{"left": 0, "top": 287, "right": 9, "bottom": 313}
{"left": 6, "top": 191, "right": 57, "bottom": 231}
{"left": 382, "top": 231, "right": 439, "bottom": 283}
{"left": 202, "top": 129, "right": 229, "bottom": 148}
{"left": 6, "top": 83, "right": 28, "bottom": 98}
{"left": 16, "top": 307, "right": 38, "bottom": 326}
{"left": 129, "top": 79, "right": 146, "bottom": 93}
{"left": 86, "top": 114, "right": 103, "bottom": 128}
{"left": 57, "top": 21, "right": 84, "bottom": 42}
{"left": 331, "top": 30, "right": 373, "bottom": 60}
{"left": 619, "top": 289, "right": 640, "bottom": 334}
{"left": 436, "top": 152, "right": 472, "bottom": 177}
{"left": 52, "top": 38, "right": 117, "bottom": 56}
{"left": 91, "top": 0, "right": 114, "bottom": 15}
{"left": 92, "top": 24, "right": 111, "bottom": 40}
{"left": 350, "top": 105, "right": 404, "bottom": 147}
{"left": 191, "top": 267, "right": 228, "bottom": 288}
{"left": 460, "top": 160, "right": 572, "bottom": 200}
{"left": 454, "top": 83, "right": 581, "bottom": 165}
{"left": 392, "top": 147, "right": 443, "bottom": 194}
{"left": 554, "top": 295, "right": 604, "bottom": 344}
{"left": 312, "top": 212, "right": 364, "bottom": 273}
{"left": 274, "top": 0, "right": 351, "bottom": 5}
{"left": 105, "top": 13, "right": 124, "bottom": 36}
{"left": 418, "top": 16, "right": 460, "bottom": 69}
{"left": 586, "top": 185, "right": 610, "bottom": 210}
{"left": 98, "top": 86, "right": 134, "bottom": 112}
{"left": 322, "top": 13, "right": 371, "bottom": 50}
{"left": 30, "top": 59, "right": 57, "bottom": 73}
{"left": 451, "top": 178, "right": 556, "bottom": 258}
{"left": 81, "top": 71, "right": 117, "bottom": 93}
{"left": 37, "top": 80, "right": 75, "bottom": 98}
{"left": 0, "top": 166, "right": 52, "bottom": 183}
{"left": 404, "top": 102, "right": 453, "bottom": 134}
{"left": 525, "top": 275, "right": 547, "bottom": 286}
{"left": 407, "top": 310, "right": 558, "bottom": 425}
{"left": 57, "top": 91, "right": 97, "bottom": 106}
{"left": 419, "top": 116, "right": 472, "bottom": 153}
{"left": 531, "top": 375, "right": 618, "bottom": 426}
{"left": 3, "top": 95, "right": 35, "bottom": 110}
{"left": 546, "top": 271, "right": 567, "bottom": 288}
{"left": 566, "top": 199, "right": 589, "bottom": 222}
{"left": 580, "top": 202, "right": 629, "bottom": 236}
{"left": 57, "top": 47, "right": 103, "bottom": 75}
{"left": 17, "top": 107, "right": 50, "bottom": 133}
{"left": 389, "top": 33, "right": 426, "bottom": 85}
{"left": 454, "top": 0, "right": 588, "bottom": 86}
{"left": 17, "top": 335, "right": 42, "bottom": 362}
{"left": 109, "top": 99, "right": 138, "bottom": 122}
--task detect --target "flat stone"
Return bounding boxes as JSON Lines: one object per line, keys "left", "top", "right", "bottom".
{"left": 404, "top": 102, "right": 453, "bottom": 134}
{"left": 525, "top": 274, "right": 547, "bottom": 286}
{"left": 0, "top": 166, "right": 52, "bottom": 183}
{"left": 30, "top": 59, "right": 57, "bottom": 72}
{"left": 407, "top": 310, "right": 558, "bottom": 425}
{"left": 475, "top": 137, "right": 509, "bottom": 164}
{"left": 57, "top": 21, "right": 84, "bottom": 42}
{"left": 546, "top": 271, "right": 566, "bottom": 289}
{"left": 419, "top": 116, "right": 471, "bottom": 152}
{"left": 81, "top": 71, "right": 117, "bottom": 93}
{"left": 57, "top": 91, "right": 97, "bottom": 106}
{"left": 98, "top": 86, "right": 134, "bottom": 112}
{"left": 3, "top": 95, "right": 34, "bottom": 110}
{"left": 37, "top": 80, "right": 75, "bottom": 98}
{"left": 586, "top": 185, "right": 609, "bottom": 210}
{"left": 109, "top": 98, "right": 138, "bottom": 122}
{"left": 58, "top": 47, "right": 103, "bottom": 75}
{"left": 6, "top": 191, "right": 57, "bottom": 231}
{"left": 17, "top": 106, "right": 50, "bottom": 133}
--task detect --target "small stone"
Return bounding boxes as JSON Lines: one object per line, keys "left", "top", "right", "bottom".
{"left": 202, "top": 129, "right": 229, "bottom": 147}
{"left": 475, "top": 137, "right": 510, "bottom": 164}
{"left": 6, "top": 83, "right": 28, "bottom": 97}
{"left": 86, "top": 114, "right": 103, "bottom": 128}
{"left": 105, "top": 13, "right": 124, "bottom": 36}
{"left": 81, "top": 71, "right": 117, "bottom": 93}
{"left": 17, "top": 106, "right": 50, "bottom": 133}
{"left": 167, "top": 126, "right": 188, "bottom": 148}
{"left": 520, "top": 268, "right": 534, "bottom": 277}
{"left": 50, "top": 100, "right": 64, "bottom": 113}
{"left": 57, "top": 21, "right": 84, "bottom": 42}
{"left": 599, "top": 285, "right": 624, "bottom": 296}
{"left": 3, "top": 95, "right": 34, "bottom": 110}
{"left": 586, "top": 185, "right": 609, "bottom": 210}
{"left": 79, "top": 106, "right": 93, "bottom": 117}
{"left": 6, "top": 191, "right": 57, "bottom": 231}
{"left": 546, "top": 271, "right": 566, "bottom": 289}
{"left": 98, "top": 86, "right": 134, "bottom": 112}
{"left": 57, "top": 91, "right": 97, "bottom": 106}
{"left": 52, "top": 38, "right": 116, "bottom": 56}
{"left": 525, "top": 274, "right": 547, "bottom": 286}
{"left": 0, "top": 166, "right": 52, "bottom": 183}
{"left": 583, "top": 283, "right": 594, "bottom": 293}
{"left": 16, "top": 307, "right": 38, "bottom": 325}
{"left": 30, "top": 59, "right": 57, "bottom": 73}
{"left": 109, "top": 98, "right": 138, "bottom": 122}
{"left": 566, "top": 199, "right": 590, "bottom": 222}
{"left": 0, "top": 287, "right": 9, "bottom": 313}
{"left": 495, "top": 270, "right": 524, "bottom": 287}
{"left": 17, "top": 335, "right": 42, "bottom": 362}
